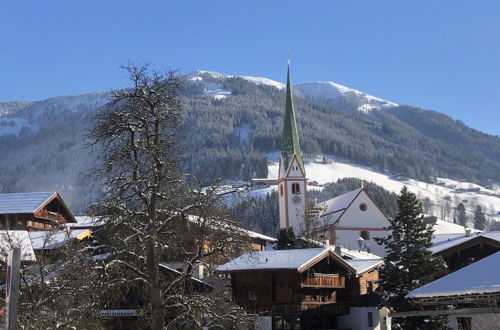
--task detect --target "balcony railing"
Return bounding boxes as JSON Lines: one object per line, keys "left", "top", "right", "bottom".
{"left": 301, "top": 274, "right": 345, "bottom": 288}
{"left": 37, "top": 210, "right": 66, "bottom": 223}
{"left": 272, "top": 303, "right": 350, "bottom": 316}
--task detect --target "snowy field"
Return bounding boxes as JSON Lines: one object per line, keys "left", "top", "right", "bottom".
{"left": 248, "top": 159, "right": 500, "bottom": 226}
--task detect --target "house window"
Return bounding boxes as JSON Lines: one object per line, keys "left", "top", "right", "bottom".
{"left": 367, "top": 280, "right": 374, "bottom": 293}
{"left": 368, "top": 312, "right": 373, "bottom": 327}
{"left": 280, "top": 184, "right": 283, "bottom": 196}
{"left": 359, "top": 203, "right": 368, "bottom": 211}
{"left": 291, "top": 183, "right": 300, "bottom": 194}
{"left": 360, "top": 230, "right": 370, "bottom": 240}
{"left": 457, "top": 317, "right": 471, "bottom": 330}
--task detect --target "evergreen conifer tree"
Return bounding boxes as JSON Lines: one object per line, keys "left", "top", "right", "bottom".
{"left": 455, "top": 203, "right": 467, "bottom": 227}
{"left": 276, "top": 228, "right": 298, "bottom": 250}
{"left": 474, "top": 205, "right": 487, "bottom": 230}
{"left": 376, "top": 186, "right": 447, "bottom": 329}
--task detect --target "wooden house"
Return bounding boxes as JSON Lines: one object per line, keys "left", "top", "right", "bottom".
{"left": 0, "top": 192, "right": 76, "bottom": 231}
{"left": 217, "top": 247, "right": 385, "bottom": 330}
{"left": 431, "top": 232, "right": 500, "bottom": 272}
{"left": 402, "top": 251, "right": 500, "bottom": 330}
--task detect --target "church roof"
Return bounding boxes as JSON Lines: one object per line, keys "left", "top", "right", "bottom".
{"left": 316, "top": 188, "right": 363, "bottom": 225}
{"left": 281, "top": 65, "right": 304, "bottom": 174}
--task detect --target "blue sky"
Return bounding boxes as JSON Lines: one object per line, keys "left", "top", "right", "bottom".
{"left": 1, "top": 1, "right": 499, "bottom": 135}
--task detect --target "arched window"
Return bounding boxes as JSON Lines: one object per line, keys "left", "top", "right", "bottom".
{"left": 292, "top": 183, "right": 300, "bottom": 194}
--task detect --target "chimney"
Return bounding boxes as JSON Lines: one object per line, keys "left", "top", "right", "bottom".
{"left": 323, "top": 239, "right": 330, "bottom": 247}
{"left": 465, "top": 227, "right": 472, "bottom": 237}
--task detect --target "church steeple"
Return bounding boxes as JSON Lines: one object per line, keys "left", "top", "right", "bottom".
{"left": 278, "top": 64, "right": 307, "bottom": 231}
{"left": 281, "top": 64, "right": 305, "bottom": 175}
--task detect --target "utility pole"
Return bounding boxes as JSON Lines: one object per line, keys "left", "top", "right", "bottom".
{"left": 5, "top": 248, "right": 21, "bottom": 330}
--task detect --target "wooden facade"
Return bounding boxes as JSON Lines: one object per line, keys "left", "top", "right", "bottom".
{"left": 0, "top": 192, "right": 76, "bottom": 231}
{"left": 225, "top": 254, "right": 380, "bottom": 329}
{"left": 435, "top": 235, "right": 500, "bottom": 273}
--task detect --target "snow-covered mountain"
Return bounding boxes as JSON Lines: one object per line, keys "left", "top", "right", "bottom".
{"left": 191, "top": 70, "right": 397, "bottom": 112}
{"left": 0, "top": 91, "right": 109, "bottom": 136}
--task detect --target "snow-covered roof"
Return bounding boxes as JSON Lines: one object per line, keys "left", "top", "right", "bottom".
{"left": 0, "top": 192, "right": 55, "bottom": 214}
{"left": 344, "top": 258, "right": 383, "bottom": 275}
{"left": 187, "top": 215, "right": 276, "bottom": 243}
{"left": 430, "top": 231, "right": 500, "bottom": 255}
{"left": 66, "top": 216, "right": 104, "bottom": 229}
{"left": 216, "top": 247, "right": 378, "bottom": 275}
{"left": 316, "top": 188, "right": 363, "bottom": 224}
{"left": 29, "top": 229, "right": 91, "bottom": 250}
{"left": 0, "top": 230, "right": 36, "bottom": 261}
{"left": 406, "top": 251, "right": 500, "bottom": 299}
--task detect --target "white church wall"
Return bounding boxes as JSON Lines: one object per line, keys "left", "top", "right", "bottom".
{"left": 333, "top": 191, "right": 390, "bottom": 256}
{"left": 338, "top": 191, "right": 390, "bottom": 228}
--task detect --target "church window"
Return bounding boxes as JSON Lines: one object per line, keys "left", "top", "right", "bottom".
{"left": 291, "top": 183, "right": 300, "bottom": 194}
{"left": 280, "top": 184, "right": 283, "bottom": 196}
{"left": 359, "top": 203, "right": 368, "bottom": 211}
{"left": 360, "top": 230, "right": 370, "bottom": 240}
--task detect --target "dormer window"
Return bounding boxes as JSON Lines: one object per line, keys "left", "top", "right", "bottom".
{"left": 292, "top": 183, "right": 300, "bottom": 194}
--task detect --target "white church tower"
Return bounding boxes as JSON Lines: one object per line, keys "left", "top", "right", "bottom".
{"left": 278, "top": 65, "right": 307, "bottom": 232}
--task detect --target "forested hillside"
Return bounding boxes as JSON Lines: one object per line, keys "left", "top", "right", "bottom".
{"left": 0, "top": 71, "right": 499, "bottom": 214}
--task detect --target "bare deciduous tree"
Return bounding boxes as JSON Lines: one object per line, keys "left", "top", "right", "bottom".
{"left": 89, "top": 64, "right": 254, "bottom": 329}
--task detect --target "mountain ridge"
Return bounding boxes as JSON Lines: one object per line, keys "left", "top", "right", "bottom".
{"left": 0, "top": 71, "right": 499, "bottom": 213}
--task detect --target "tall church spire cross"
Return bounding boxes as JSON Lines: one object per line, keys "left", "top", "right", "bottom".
{"left": 281, "top": 64, "right": 304, "bottom": 174}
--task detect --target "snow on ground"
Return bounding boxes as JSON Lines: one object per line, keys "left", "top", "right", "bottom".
{"left": 295, "top": 81, "right": 398, "bottom": 112}
{"left": 250, "top": 159, "right": 500, "bottom": 229}
{"left": 239, "top": 76, "right": 285, "bottom": 89}
{"left": 191, "top": 70, "right": 398, "bottom": 111}
{"left": 187, "top": 73, "right": 231, "bottom": 99}
{"left": 267, "top": 160, "right": 500, "bottom": 214}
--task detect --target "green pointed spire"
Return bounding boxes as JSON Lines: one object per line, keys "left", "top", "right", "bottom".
{"left": 281, "top": 65, "right": 305, "bottom": 174}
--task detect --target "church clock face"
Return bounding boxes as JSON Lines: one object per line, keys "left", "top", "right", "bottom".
{"left": 291, "top": 195, "right": 302, "bottom": 204}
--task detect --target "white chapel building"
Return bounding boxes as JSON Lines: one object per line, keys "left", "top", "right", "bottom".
{"left": 276, "top": 66, "right": 390, "bottom": 257}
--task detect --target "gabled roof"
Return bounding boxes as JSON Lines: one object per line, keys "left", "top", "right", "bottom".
{"left": 406, "top": 251, "right": 500, "bottom": 299}
{"left": 217, "top": 247, "right": 360, "bottom": 275}
{"left": 316, "top": 188, "right": 363, "bottom": 225}
{"left": 0, "top": 192, "right": 57, "bottom": 214}
{"left": 0, "top": 192, "right": 76, "bottom": 223}
{"left": 345, "top": 258, "right": 384, "bottom": 275}
{"left": 0, "top": 230, "right": 36, "bottom": 261}
{"left": 430, "top": 231, "right": 500, "bottom": 255}
{"left": 186, "top": 214, "right": 276, "bottom": 243}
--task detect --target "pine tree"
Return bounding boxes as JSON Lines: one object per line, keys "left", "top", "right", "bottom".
{"left": 276, "top": 228, "right": 298, "bottom": 250}
{"left": 376, "top": 186, "right": 447, "bottom": 329}
{"left": 455, "top": 203, "right": 467, "bottom": 227}
{"left": 474, "top": 205, "right": 487, "bottom": 230}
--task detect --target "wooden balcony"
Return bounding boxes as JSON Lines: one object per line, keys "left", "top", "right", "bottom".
{"left": 301, "top": 273, "right": 345, "bottom": 288}
{"left": 272, "top": 303, "right": 350, "bottom": 316}
{"left": 36, "top": 210, "right": 66, "bottom": 223}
